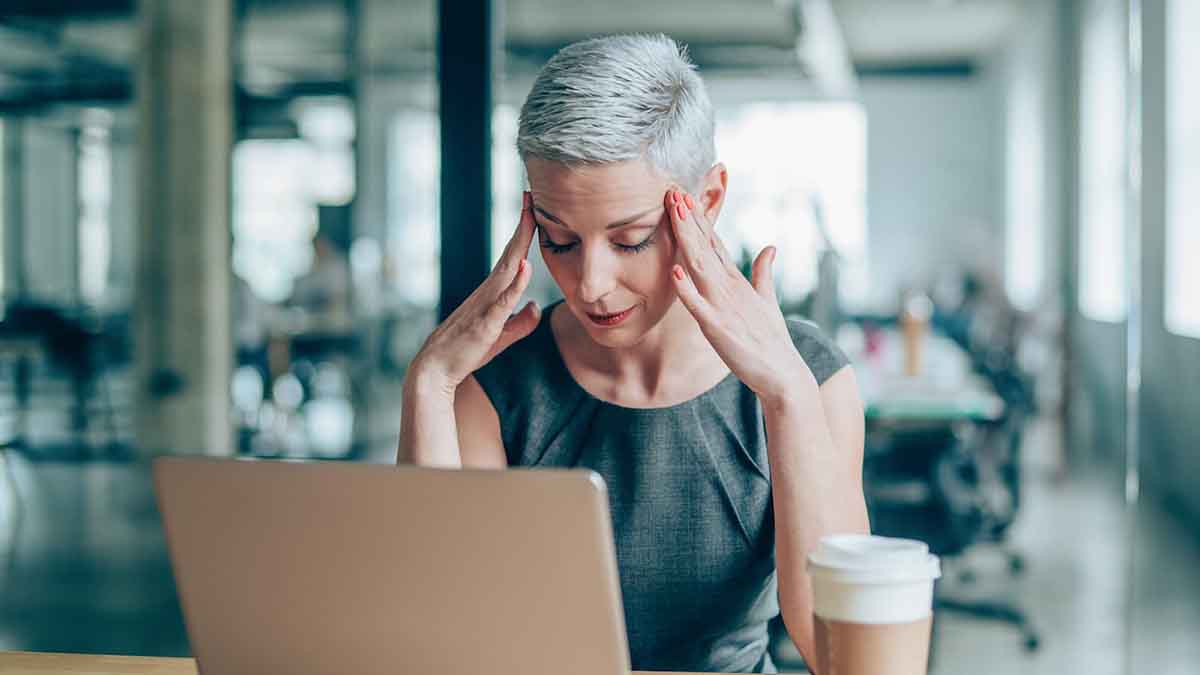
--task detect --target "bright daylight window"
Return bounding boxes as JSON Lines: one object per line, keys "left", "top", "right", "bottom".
{"left": 1166, "top": 0, "right": 1200, "bottom": 338}
{"left": 78, "top": 113, "right": 113, "bottom": 307}
{"left": 1005, "top": 59, "right": 1046, "bottom": 311}
{"left": 388, "top": 110, "right": 440, "bottom": 308}
{"left": 234, "top": 99, "right": 355, "bottom": 303}
{"left": 1078, "top": 0, "right": 1128, "bottom": 323}
{"left": 716, "top": 102, "right": 868, "bottom": 308}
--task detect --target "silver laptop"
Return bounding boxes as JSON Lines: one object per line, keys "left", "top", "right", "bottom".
{"left": 154, "top": 457, "right": 631, "bottom": 675}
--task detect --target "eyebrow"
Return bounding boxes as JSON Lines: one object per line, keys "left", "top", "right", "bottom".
{"left": 533, "top": 205, "right": 662, "bottom": 231}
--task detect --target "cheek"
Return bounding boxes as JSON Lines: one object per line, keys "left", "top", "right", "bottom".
{"left": 539, "top": 249, "right": 576, "bottom": 290}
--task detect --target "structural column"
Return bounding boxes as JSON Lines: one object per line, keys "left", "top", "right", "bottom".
{"left": 134, "top": 0, "right": 233, "bottom": 455}
{"left": 437, "top": 0, "right": 499, "bottom": 320}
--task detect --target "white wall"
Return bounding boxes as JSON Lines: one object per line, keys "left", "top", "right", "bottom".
{"left": 858, "top": 73, "right": 1004, "bottom": 311}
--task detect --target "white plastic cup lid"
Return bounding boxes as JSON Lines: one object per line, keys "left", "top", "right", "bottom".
{"left": 808, "top": 534, "right": 941, "bottom": 585}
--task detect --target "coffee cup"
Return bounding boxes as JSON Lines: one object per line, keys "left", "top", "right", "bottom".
{"left": 807, "top": 534, "right": 941, "bottom": 675}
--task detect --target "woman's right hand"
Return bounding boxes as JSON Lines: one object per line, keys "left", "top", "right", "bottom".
{"left": 407, "top": 191, "right": 541, "bottom": 398}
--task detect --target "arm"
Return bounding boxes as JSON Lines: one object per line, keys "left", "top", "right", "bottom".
{"left": 764, "top": 364, "right": 869, "bottom": 668}
{"left": 395, "top": 190, "right": 538, "bottom": 468}
{"left": 397, "top": 371, "right": 508, "bottom": 469}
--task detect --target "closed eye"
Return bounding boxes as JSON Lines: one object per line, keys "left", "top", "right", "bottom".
{"left": 537, "top": 224, "right": 657, "bottom": 256}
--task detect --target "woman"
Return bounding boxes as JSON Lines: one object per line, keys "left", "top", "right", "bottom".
{"left": 399, "top": 33, "right": 869, "bottom": 673}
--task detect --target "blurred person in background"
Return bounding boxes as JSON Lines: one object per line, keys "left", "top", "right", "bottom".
{"left": 289, "top": 231, "right": 352, "bottom": 334}
{"left": 398, "top": 34, "right": 868, "bottom": 673}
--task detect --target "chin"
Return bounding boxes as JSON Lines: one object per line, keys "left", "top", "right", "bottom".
{"left": 581, "top": 326, "right": 641, "bottom": 348}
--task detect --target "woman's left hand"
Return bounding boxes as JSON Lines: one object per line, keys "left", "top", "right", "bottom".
{"left": 665, "top": 189, "right": 815, "bottom": 407}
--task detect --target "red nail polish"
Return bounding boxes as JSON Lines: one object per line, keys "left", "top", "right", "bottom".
{"left": 673, "top": 266, "right": 684, "bottom": 281}
{"left": 684, "top": 194, "right": 694, "bottom": 210}
{"left": 676, "top": 203, "right": 686, "bottom": 220}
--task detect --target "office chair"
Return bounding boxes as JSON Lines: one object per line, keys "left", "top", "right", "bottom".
{"left": 865, "top": 418, "right": 1041, "bottom": 657}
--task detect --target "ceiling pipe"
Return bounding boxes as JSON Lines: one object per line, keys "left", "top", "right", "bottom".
{"left": 788, "top": 0, "right": 858, "bottom": 98}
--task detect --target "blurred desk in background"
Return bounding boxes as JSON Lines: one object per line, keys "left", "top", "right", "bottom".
{"left": 847, "top": 328, "right": 1006, "bottom": 425}
{"left": 862, "top": 374, "right": 1004, "bottom": 425}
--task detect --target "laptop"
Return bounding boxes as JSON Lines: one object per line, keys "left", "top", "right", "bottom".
{"left": 153, "top": 457, "right": 631, "bottom": 675}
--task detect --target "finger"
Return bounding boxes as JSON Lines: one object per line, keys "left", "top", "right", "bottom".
{"left": 502, "top": 192, "right": 537, "bottom": 261}
{"left": 487, "top": 257, "right": 532, "bottom": 325}
{"left": 670, "top": 263, "right": 716, "bottom": 325}
{"left": 515, "top": 190, "right": 536, "bottom": 257}
{"left": 491, "top": 192, "right": 537, "bottom": 287}
{"left": 668, "top": 190, "right": 717, "bottom": 284}
{"left": 706, "top": 227, "right": 740, "bottom": 277}
{"left": 751, "top": 246, "right": 778, "bottom": 301}
{"left": 682, "top": 192, "right": 726, "bottom": 271}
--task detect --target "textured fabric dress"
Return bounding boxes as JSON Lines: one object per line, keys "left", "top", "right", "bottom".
{"left": 473, "top": 300, "right": 850, "bottom": 673}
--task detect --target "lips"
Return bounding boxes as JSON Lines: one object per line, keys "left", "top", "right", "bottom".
{"left": 586, "top": 306, "right": 635, "bottom": 326}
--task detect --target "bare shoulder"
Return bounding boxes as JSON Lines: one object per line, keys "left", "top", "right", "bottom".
{"left": 455, "top": 374, "right": 508, "bottom": 469}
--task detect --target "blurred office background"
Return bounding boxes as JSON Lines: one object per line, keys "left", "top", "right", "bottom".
{"left": 0, "top": 0, "right": 1196, "bottom": 673}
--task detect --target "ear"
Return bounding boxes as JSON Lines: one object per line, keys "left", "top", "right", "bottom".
{"left": 698, "top": 163, "right": 728, "bottom": 226}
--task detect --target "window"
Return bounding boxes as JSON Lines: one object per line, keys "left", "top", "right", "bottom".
{"left": 233, "top": 140, "right": 320, "bottom": 303}
{"left": 1166, "top": 0, "right": 1200, "bottom": 338}
{"left": 1005, "top": 60, "right": 1046, "bottom": 311}
{"left": 233, "top": 100, "right": 355, "bottom": 303}
{"left": 387, "top": 110, "right": 440, "bottom": 307}
{"left": 1078, "top": 0, "right": 1127, "bottom": 323}
{"left": 715, "top": 102, "right": 868, "bottom": 308}
{"left": 492, "top": 104, "right": 522, "bottom": 268}
{"left": 78, "top": 116, "right": 113, "bottom": 306}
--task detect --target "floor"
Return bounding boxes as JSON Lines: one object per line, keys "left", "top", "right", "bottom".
{"left": 1, "top": 417, "right": 1198, "bottom": 673}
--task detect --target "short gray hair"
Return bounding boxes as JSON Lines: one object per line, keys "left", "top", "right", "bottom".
{"left": 517, "top": 33, "right": 716, "bottom": 192}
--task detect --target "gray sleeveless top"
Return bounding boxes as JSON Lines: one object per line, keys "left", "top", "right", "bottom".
{"left": 473, "top": 301, "right": 849, "bottom": 673}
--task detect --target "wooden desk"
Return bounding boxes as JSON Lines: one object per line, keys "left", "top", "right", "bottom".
{"left": 0, "top": 652, "right": 698, "bottom": 675}
{"left": 0, "top": 652, "right": 196, "bottom": 674}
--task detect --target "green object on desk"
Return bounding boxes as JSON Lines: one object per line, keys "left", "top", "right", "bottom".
{"left": 865, "top": 397, "right": 1002, "bottom": 423}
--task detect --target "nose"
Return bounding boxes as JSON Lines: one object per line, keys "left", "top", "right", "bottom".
{"left": 577, "top": 245, "right": 618, "bottom": 305}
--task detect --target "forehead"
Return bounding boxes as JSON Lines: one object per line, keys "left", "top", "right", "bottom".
{"left": 525, "top": 157, "right": 670, "bottom": 216}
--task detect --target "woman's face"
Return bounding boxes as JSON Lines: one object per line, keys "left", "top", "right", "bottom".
{"left": 525, "top": 157, "right": 681, "bottom": 348}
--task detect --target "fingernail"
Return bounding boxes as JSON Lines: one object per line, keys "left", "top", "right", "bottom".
{"left": 523, "top": 191, "right": 531, "bottom": 208}
{"left": 676, "top": 203, "right": 687, "bottom": 220}
{"left": 673, "top": 266, "right": 684, "bottom": 281}
{"left": 683, "top": 194, "right": 694, "bottom": 210}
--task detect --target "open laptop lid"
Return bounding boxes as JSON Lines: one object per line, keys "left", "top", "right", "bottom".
{"left": 154, "top": 457, "right": 630, "bottom": 675}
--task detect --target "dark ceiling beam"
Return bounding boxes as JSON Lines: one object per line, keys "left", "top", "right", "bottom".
{"left": 0, "top": 79, "right": 131, "bottom": 114}
{"left": 854, "top": 60, "right": 976, "bottom": 78}
{"left": 0, "top": 0, "right": 133, "bottom": 20}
